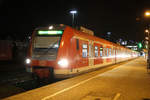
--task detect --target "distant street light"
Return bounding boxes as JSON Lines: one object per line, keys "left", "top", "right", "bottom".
{"left": 70, "top": 10, "right": 77, "bottom": 27}
{"left": 145, "top": 29, "right": 149, "bottom": 33}
{"left": 145, "top": 11, "right": 150, "bottom": 17}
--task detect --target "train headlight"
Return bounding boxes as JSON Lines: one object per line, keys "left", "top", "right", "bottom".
{"left": 25, "top": 58, "right": 31, "bottom": 64}
{"left": 58, "top": 59, "right": 68, "bottom": 68}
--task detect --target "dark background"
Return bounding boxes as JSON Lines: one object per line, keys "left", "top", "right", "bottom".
{"left": 0, "top": 0, "right": 149, "bottom": 42}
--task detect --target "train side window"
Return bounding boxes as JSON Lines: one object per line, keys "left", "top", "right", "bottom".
{"left": 95, "top": 46, "right": 98, "bottom": 57}
{"left": 107, "top": 48, "right": 109, "bottom": 56}
{"left": 76, "top": 39, "right": 79, "bottom": 50}
{"left": 100, "top": 47, "right": 103, "bottom": 57}
{"left": 82, "top": 44, "right": 88, "bottom": 58}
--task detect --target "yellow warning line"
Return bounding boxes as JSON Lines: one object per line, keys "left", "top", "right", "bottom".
{"left": 113, "top": 93, "right": 121, "bottom": 100}
{"left": 41, "top": 75, "right": 100, "bottom": 100}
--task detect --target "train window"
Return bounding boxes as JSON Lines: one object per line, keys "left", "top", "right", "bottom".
{"left": 105, "top": 48, "right": 107, "bottom": 56}
{"left": 95, "top": 46, "right": 98, "bottom": 57}
{"left": 82, "top": 44, "right": 88, "bottom": 58}
{"left": 100, "top": 47, "right": 103, "bottom": 57}
{"left": 107, "top": 48, "right": 109, "bottom": 56}
{"left": 109, "top": 48, "right": 111, "bottom": 56}
{"left": 82, "top": 44, "right": 87, "bottom": 48}
{"left": 76, "top": 39, "right": 79, "bottom": 50}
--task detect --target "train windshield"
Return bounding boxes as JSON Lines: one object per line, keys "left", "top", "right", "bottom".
{"left": 32, "top": 30, "right": 63, "bottom": 60}
{"left": 33, "top": 36, "right": 61, "bottom": 49}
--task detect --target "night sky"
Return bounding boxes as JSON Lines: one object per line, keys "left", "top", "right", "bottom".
{"left": 0, "top": 0, "right": 149, "bottom": 42}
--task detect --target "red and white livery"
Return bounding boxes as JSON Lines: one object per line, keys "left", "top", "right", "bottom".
{"left": 26, "top": 24, "right": 138, "bottom": 79}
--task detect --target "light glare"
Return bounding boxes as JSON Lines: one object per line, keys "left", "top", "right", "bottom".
{"left": 58, "top": 59, "right": 68, "bottom": 68}
{"left": 145, "top": 29, "right": 149, "bottom": 33}
{"left": 49, "top": 26, "right": 53, "bottom": 30}
{"left": 145, "top": 12, "right": 150, "bottom": 16}
{"left": 26, "top": 58, "right": 31, "bottom": 64}
{"left": 70, "top": 10, "right": 77, "bottom": 14}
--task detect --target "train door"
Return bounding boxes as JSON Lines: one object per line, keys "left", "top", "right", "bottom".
{"left": 115, "top": 47, "right": 118, "bottom": 63}
{"left": 114, "top": 47, "right": 117, "bottom": 64}
{"left": 113, "top": 46, "right": 116, "bottom": 64}
{"left": 88, "top": 41, "right": 94, "bottom": 66}
{"left": 102, "top": 45, "right": 106, "bottom": 64}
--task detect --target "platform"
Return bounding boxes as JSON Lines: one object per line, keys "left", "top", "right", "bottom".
{"left": 4, "top": 57, "right": 150, "bottom": 100}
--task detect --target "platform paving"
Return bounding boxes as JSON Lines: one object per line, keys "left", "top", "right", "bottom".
{"left": 4, "top": 57, "right": 150, "bottom": 100}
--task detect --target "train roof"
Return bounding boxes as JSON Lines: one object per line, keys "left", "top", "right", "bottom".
{"left": 66, "top": 26, "right": 135, "bottom": 51}
{"left": 33, "top": 24, "right": 137, "bottom": 52}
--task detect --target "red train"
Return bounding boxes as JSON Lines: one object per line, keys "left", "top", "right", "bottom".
{"left": 25, "top": 24, "right": 138, "bottom": 80}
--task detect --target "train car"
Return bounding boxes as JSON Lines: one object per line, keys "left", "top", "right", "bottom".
{"left": 25, "top": 24, "right": 138, "bottom": 80}
{"left": 0, "top": 40, "right": 12, "bottom": 61}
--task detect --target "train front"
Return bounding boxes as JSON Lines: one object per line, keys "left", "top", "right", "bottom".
{"left": 25, "top": 24, "right": 66, "bottom": 80}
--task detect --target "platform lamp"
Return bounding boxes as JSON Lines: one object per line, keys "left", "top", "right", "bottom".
{"left": 70, "top": 10, "right": 77, "bottom": 27}
{"left": 144, "top": 11, "right": 150, "bottom": 69}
